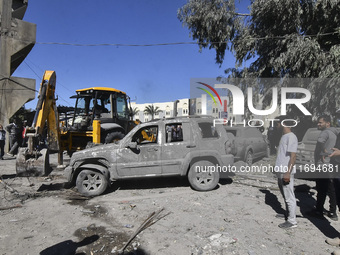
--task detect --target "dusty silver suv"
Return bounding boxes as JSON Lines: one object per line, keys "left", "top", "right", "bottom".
{"left": 65, "top": 116, "right": 235, "bottom": 196}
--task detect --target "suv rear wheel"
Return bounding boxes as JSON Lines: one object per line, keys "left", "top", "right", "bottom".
{"left": 188, "top": 160, "right": 219, "bottom": 191}
{"left": 76, "top": 169, "right": 108, "bottom": 196}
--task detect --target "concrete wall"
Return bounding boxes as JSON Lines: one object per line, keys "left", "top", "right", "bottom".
{"left": 0, "top": 0, "right": 36, "bottom": 151}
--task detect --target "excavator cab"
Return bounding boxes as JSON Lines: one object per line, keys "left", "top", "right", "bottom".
{"left": 71, "top": 88, "right": 130, "bottom": 131}
{"left": 59, "top": 87, "right": 137, "bottom": 155}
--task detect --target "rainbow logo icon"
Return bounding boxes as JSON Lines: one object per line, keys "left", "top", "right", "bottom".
{"left": 196, "top": 82, "right": 222, "bottom": 107}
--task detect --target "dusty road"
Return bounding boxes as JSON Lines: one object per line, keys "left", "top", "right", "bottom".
{"left": 1, "top": 153, "right": 340, "bottom": 255}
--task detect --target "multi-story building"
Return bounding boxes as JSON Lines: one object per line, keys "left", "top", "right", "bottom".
{"left": 130, "top": 99, "right": 189, "bottom": 122}
{"left": 131, "top": 94, "right": 279, "bottom": 131}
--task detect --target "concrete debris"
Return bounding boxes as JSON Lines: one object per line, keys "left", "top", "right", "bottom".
{"left": 207, "top": 233, "right": 237, "bottom": 248}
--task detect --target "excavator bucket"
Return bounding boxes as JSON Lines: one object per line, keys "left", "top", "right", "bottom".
{"left": 16, "top": 147, "right": 49, "bottom": 177}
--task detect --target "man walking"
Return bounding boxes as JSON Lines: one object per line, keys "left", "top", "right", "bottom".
{"left": 275, "top": 116, "right": 298, "bottom": 229}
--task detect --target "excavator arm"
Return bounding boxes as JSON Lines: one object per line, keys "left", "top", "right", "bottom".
{"left": 30, "top": 70, "right": 59, "bottom": 150}
{"left": 16, "top": 71, "right": 60, "bottom": 176}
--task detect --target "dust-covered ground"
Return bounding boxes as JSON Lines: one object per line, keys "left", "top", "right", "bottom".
{"left": 1, "top": 153, "right": 340, "bottom": 255}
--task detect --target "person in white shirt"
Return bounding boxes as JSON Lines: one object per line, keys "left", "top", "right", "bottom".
{"left": 275, "top": 116, "right": 298, "bottom": 229}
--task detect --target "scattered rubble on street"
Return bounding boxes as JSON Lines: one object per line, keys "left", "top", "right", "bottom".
{"left": 1, "top": 153, "right": 340, "bottom": 254}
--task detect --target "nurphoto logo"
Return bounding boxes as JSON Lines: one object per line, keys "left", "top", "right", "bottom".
{"left": 214, "top": 84, "right": 311, "bottom": 116}
{"left": 191, "top": 78, "right": 312, "bottom": 128}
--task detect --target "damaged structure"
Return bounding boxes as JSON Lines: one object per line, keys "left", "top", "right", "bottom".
{"left": 0, "top": 0, "right": 36, "bottom": 148}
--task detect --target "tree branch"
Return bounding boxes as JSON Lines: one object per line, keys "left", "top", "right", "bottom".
{"left": 233, "top": 12, "right": 251, "bottom": 17}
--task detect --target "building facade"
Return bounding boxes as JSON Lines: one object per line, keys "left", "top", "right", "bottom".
{"left": 130, "top": 94, "right": 279, "bottom": 132}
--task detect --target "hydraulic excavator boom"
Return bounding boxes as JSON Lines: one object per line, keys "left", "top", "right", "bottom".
{"left": 16, "top": 70, "right": 60, "bottom": 176}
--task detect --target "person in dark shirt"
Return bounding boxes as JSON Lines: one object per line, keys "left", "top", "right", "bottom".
{"left": 5, "top": 120, "right": 20, "bottom": 156}
{"left": 0, "top": 124, "right": 6, "bottom": 160}
{"left": 307, "top": 115, "right": 338, "bottom": 220}
{"left": 325, "top": 109, "right": 340, "bottom": 253}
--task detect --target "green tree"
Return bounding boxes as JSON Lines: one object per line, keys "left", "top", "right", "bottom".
{"left": 130, "top": 107, "right": 140, "bottom": 118}
{"left": 9, "top": 106, "right": 35, "bottom": 126}
{"left": 144, "top": 105, "right": 162, "bottom": 120}
{"left": 178, "top": 0, "right": 340, "bottom": 116}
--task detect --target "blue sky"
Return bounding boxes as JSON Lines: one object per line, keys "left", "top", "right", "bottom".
{"left": 13, "top": 0, "right": 250, "bottom": 110}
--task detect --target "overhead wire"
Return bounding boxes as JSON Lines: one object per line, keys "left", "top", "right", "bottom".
{"left": 24, "top": 60, "right": 73, "bottom": 93}
{"left": 33, "top": 29, "right": 340, "bottom": 47}
{"left": 23, "top": 60, "right": 73, "bottom": 107}
{"left": 23, "top": 60, "right": 41, "bottom": 81}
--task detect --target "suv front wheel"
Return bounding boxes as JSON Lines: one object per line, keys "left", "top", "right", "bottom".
{"left": 188, "top": 160, "right": 219, "bottom": 191}
{"left": 76, "top": 169, "right": 108, "bottom": 196}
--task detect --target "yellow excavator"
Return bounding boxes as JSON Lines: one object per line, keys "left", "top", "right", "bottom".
{"left": 16, "top": 70, "right": 138, "bottom": 176}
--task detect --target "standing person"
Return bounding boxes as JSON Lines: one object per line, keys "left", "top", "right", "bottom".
{"left": 275, "top": 116, "right": 298, "bottom": 229}
{"left": 5, "top": 120, "right": 19, "bottom": 156}
{"left": 268, "top": 120, "right": 281, "bottom": 155}
{"left": 307, "top": 115, "right": 338, "bottom": 220}
{"left": 0, "top": 124, "right": 6, "bottom": 160}
{"left": 176, "top": 125, "right": 183, "bottom": 141}
{"left": 171, "top": 125, "right": 178, "bottom": 141}
{"left": 325, "top": 110, "right": 340, "bottom": 254}
{"left": 267, "top": 125, "right": 276, "bottom": 155}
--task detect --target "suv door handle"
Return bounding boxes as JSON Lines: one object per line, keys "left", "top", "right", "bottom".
{"left": 186, "top": 145, "right": 196, "bottom": 148}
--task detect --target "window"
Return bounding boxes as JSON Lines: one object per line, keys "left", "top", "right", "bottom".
{"left": 166, "top": 106, "right": 170, "bottom": 116}
{"left": 116, "top": 94, "right": 128, "bottom": 119}
{"left": 92, "top": 99, "right": 109, "bottom": 115}
{"left": 132, "top": 125, "right": 158, "bottom": 145}
{"left": 102, "top": 98, "right": 111, "bottom": 114}
{"left": 183, "top": 103, "right": 188, "bottom": 115}
{"left": 198, "top": 122, "right": 219, "bottom": 138}
{"left": 197, "top": 102, "right": 201, "bottom": 112}
{"left": 75, "top": 97, "right": 87, "bottom": 115}
{"left": 73, "top": 96, "right": 91, "bottom": 124}
{"left": 166, "top": 123, "right": 183, "bottom": 143}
